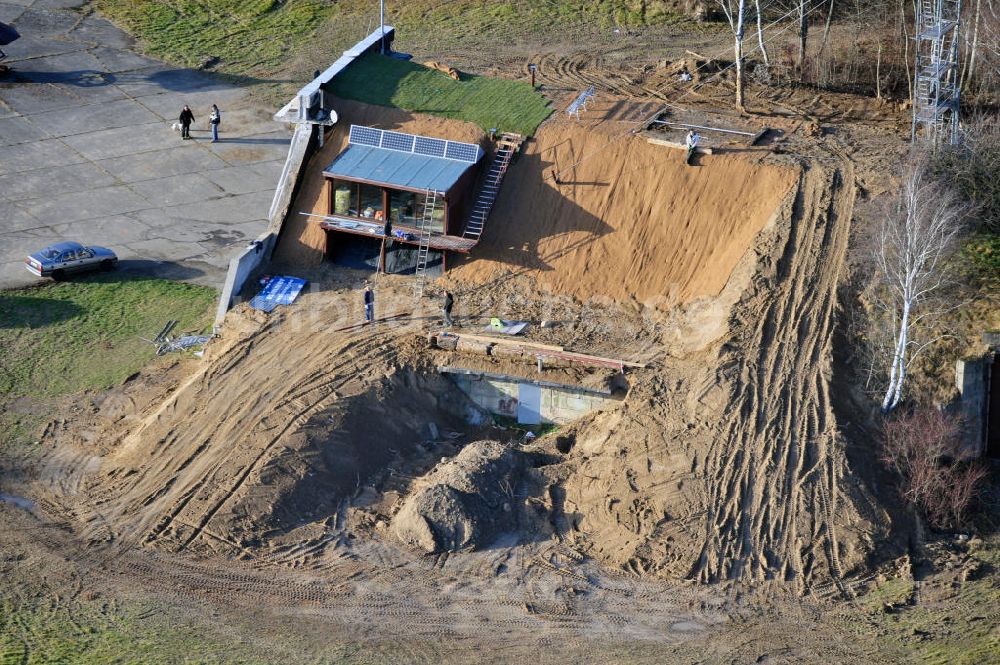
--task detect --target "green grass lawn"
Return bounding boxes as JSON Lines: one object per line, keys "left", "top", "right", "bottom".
{"left": 0, "top": 274, "right": 215, "bottom": 398}
{"left": 93, "top": 0, "right": 689, "bottom": 79}
{"left": 328, "top": 54, "right": 551, "bottom": 136}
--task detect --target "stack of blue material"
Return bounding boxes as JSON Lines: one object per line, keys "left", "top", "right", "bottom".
{"left": 249, "top": 276, "right": 307, "bottom": 313}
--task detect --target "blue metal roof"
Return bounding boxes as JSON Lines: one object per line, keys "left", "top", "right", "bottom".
{"left": 323, "top": 144, "right": 477, "bottom": 193}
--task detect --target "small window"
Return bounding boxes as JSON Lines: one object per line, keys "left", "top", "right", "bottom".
{"left": 79, "top": 249, "right": 95, "bottom": 260}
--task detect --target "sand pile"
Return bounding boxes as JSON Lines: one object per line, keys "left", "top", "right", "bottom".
{"left": 275, "top": 98, "right": 486, "bottom": 266}
{"left": 393, "top": 440, "right": 529, "bottom": 553}
{"left": 450, "top": 120, "right": 797, "bottom": 304}
{"left": 71, "top": 296, "right": 483, "bottom": 553}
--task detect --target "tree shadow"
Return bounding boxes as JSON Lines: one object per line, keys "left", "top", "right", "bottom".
{"left": 0, "top": 295, "right": 83, "bottom": 329}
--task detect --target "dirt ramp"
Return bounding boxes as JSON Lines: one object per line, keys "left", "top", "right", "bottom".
{"left": 451, "top": 122, "right": 797, "bottom": 304}
{"left": 543, "top": 160, "right": 886, "bottom": 586}
{"left": 393, "top": 440, "right": 529, "bottom": 553}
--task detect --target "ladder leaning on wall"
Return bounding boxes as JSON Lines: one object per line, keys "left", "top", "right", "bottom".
{"left": 413, "top": 189, "right": 440, "bottom": 297}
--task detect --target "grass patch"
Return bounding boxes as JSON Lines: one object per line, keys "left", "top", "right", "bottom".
{"left": 0, "top": 274, "right": 215, "bottom": 398}
{"left": 93, "top": 0, "right": 334, "bottom": 75}
{"left": 327, "top": 54, "right": 551, "bottom": 136}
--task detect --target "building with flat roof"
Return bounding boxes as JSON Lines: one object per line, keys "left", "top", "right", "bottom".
{"left": 316, "top": 124, "right": 485, "bottom": 273}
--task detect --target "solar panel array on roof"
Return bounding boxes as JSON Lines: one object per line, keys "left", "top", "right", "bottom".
{"left": 349, "top": 125, "right": 381, "bottom": 147}
{"left": 415, "top": 136, "right": 447, "bottom": 157}
{"left": 381, "top": 130, "right": 415, "bottom": 153}
{"left": 347, "top": 125, "right": 482, "bottom": 163}
{"left": 445, "top": 141, "right": 479, "bottom": 162}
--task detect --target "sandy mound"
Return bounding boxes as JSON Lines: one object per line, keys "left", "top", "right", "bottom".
{"left": 393, "top": 440, "right": 528, "bottom": 553}
{"left": 72, "top": 297, "right": 485, "bottom": 552}
{"left": 275, "top": 98, "right": 486, "bottom": 265}
{"left": 450, "top": 119, "right": 797, "bottom": 304}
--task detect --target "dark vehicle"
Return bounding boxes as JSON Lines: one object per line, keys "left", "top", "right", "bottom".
{"left": 0, "top": 22, "right": 19, "bottom": 71}
{"left": 25, "top": 242, "right": 118, "bottom": 279}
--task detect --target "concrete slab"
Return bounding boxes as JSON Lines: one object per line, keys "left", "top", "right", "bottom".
{"left": 49, "top": 214, "right": 154, "bottom": 245}
{"left": 7, "top": 7, "right": 82, "bottom": 37}
{"left": 66, "top": 14, "right": 135, "bottom": 49}
{"left": 129, "top": 173, "right": 226, "bottom": 208}
{"left": 202, "top": 163, "right": 282, "bottom": 195}
{"left": 0, "top": 138, "right": 87, "bottom": 176}
{"left": 0, "top": 161, "right": 117, "bottom": 200}
{"left": 23, "top": 185, "right": 153, "bottom": 223}
{"left": 61, "top": 122, "right": 184, "bottom": 161}
{"left": 29, "top": 97, "right": 161, "bottom": 137}
{"left": 0, "top": 81, "right": 83, "bottom": 114}
{"left": 161, "top": 190, "right": 273, "bottom": 224}
{"left": 90, "top": 47, "right": 162, "bottom": 74}
{"left": 96, "top": 143, "right": 232, "bottom": 182}
{"left": 0, "top": 201, "right": 43, "bottom": 232}
{"left": 0, "top": 115, "right": 52, "bottom": 145}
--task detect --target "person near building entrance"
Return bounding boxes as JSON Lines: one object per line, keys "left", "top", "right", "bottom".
{"left": 363, "top": 284, "right": 374, "bottom": 323}
{"left": 442, "top": 291, "right": 455, "bottom": 327}
{"left": 209, "top": 104, "right": 221, "bottom": 142}
{"left": 179, "top": 105, "right": 194, "bottom": 140}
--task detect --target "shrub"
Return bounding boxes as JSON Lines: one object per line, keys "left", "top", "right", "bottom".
{"left": 881, "top": 408, "right": 988, "bottom": 530}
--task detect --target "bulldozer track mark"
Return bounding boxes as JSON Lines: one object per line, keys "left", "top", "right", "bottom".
{"left": 692, "top": 151, "right": 855, "bottom": 584}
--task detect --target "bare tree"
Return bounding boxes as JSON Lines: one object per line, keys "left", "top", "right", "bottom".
{"left": 755, "top": 0, "right": 771, "bottom": 65}
{"left": 873, "top": 157, "right": 968, "bottom": 412}
{"left": 798, "top": 0, "right": 810, "bottom": 79}
{"left": 719, "top": 0, "right": 748, "bottom": 111}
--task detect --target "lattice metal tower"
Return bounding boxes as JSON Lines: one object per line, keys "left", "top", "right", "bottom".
{"left": 912, "top": 0, "right": 962, "bottom": 146}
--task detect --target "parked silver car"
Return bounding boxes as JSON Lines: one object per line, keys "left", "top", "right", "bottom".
{"left": 25, "top": 241, "right": 118, "bottom": 279}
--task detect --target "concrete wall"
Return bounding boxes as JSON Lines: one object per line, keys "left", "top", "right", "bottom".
{"left": 214, "top": 232, "right": 277, "bottom": 326}
{"left": 443, "top": 369, "right": 620, "bottom": 425}
{"left": 956, "top": 357, "right": 989, "bottom": 457}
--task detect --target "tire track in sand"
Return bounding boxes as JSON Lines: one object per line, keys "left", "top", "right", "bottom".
{"left": 691, "top": 153, "right": 855, "bottom": 587}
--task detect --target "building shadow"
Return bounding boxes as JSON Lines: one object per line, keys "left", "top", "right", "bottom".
{"left": 115, "top": 259, "right": 206, "bottom": 281}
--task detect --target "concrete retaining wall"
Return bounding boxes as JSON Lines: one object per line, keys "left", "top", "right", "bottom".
{"left": 956, "top": 357, "right": 989, "bottom": 457}
{"left": 442, "top": 367, "right": 619, "bottom": 425}
{"left": 214, "top": 231, "right": 276, "bottom": 326}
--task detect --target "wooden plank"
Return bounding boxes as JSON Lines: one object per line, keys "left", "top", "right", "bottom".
{"left": 440, "top": 331, "right": 647, "bottom": 368}
{"left": 440, "top": 331, "right": 565, "bottom": 352}
{"left": 645, "top": 136, "right": 714, "bottom": 154}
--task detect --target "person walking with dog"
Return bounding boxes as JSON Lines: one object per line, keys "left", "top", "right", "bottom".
{"left": 209, "top": 104, "right": 221, "bottom": 142}
{"left": 178, "top": 105, "right": 194, "bottom": 140}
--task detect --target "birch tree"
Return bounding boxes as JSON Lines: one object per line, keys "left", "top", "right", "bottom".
{"left": 719, "top": 0, "right": 748, "bottom": 112}
{"left": 874, "top": 158, "right": 968, "bottom": 412}
{"left": 755, "top": 0, "right": 770, "bottom": 66}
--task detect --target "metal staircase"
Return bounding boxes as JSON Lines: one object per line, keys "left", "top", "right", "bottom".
{"left": 912, "top": 0, "right": 961, "bottom": 146}
{"left": 463, "top": 133, "right": 523, "bottom": 241}
{"left": 413, "top": 189, "right": 440, "bottom": 297}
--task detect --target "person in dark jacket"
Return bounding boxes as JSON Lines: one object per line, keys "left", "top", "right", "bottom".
{"left": 442, "top": 291, "right": 454, "bottom": 327}
{"left": 179, "top": 105, "right": 195, "bottom": 140}
{"left": 363, "top": 285, "right": 374, "bottom": 323}
{"left": 209, "top": 104, "right": 221, "bottom": 142}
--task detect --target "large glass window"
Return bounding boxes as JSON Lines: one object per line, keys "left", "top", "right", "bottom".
{"left": 358, "top": 184, "right": 383, "bottom": 220}
{"left": 329, "top": 181, "right": 443, "bottom": 232}
{"left": 390, "top": 190, "right": 417, "bottom": 226}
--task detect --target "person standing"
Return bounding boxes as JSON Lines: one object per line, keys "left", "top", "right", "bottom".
{"left": 684, "top": 129, "right": 700, "bottom": 165}
{"left": 209, "top": 104, "right": 221, "bottom": 143}
{"left": 442, "top": 291, "right": 454, "bottom": 327}
{"left": 363, "top": 284, "right": 374, "bottom": 324}
{"left": 179, "top": 105, "right": 194, "bottom": 140}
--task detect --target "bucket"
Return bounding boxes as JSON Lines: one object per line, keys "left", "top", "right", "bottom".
{"left": 334, "top": 186, "right": 351, "bottom": 215}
